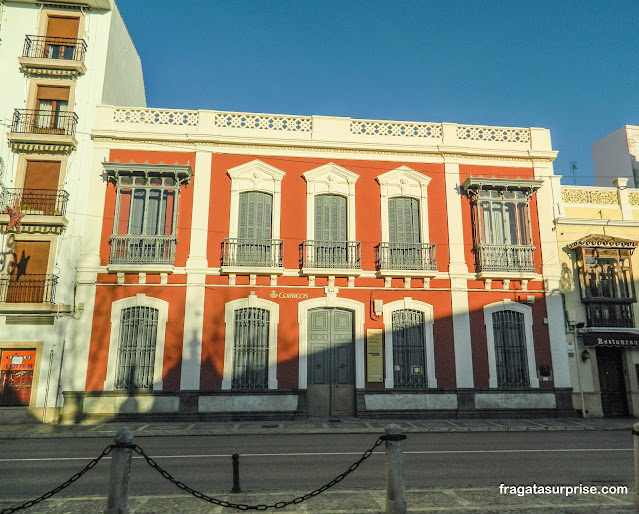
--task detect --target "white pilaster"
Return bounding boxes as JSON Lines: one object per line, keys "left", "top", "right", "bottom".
{"left": 181, "top": 151, "right": 212, "bottom": 390}
{"left": 534, "top": 162, "right": 571, "bottom": 388}
{"left": 444, "top": 162, "right": 468, "bottom": 273}
{"left": 451, "top": 279, "right": 474, "bottom": 388}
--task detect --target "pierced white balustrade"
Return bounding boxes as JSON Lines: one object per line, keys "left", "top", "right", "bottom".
{"left": 113, "top": 108, "right": 199, "bottom": 126}
{"left": 215, "top": 112, "right": 312, "bottom": 132}
{"left": 351, "top": 119, "right": 442, "bottom": 139}
{"left": 456, "top": 125, "right": 530, "bottom": 143}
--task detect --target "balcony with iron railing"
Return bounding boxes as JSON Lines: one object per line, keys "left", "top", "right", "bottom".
{"left": 584, "top": 300, "right": 635, "bottom": 328}
{"left": 301, "top": 240, "right": 362, "bottom": 275}
{"left": 0, "top": 274, "right": 57, "bottom": 304}
{"left": 221, "top": 238, "right": 284, "bottom": 274}
{"left": 376, "top": 243, "right": 437, "bottom": 277}
{"left": 0, "top": 188, "right": 69, "bottom": 233}
{"left": 476, "top": 244, "right": 537, "bottom": 278}
{"left": 109, "top": 235, "right": 177, "bottom": 269}
{"left": 19, "top": 35, "right": 87, "bottom": 76}
{"left": 8, "top": 109, "right": 78, "bottom": 152}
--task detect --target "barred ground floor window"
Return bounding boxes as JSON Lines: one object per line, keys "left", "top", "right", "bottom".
{"left": 232, "top": 307, "right": 270, "bottom": 389}
{"left": 392, "top": 309, "right": 426, "bottom": 388}
{"left": 115, "top": 306, "right": 159, "bottom": 390}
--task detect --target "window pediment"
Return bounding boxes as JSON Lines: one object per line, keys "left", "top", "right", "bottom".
{"left": 377, "top": 166, "right": 431, "bottom": 199}
{"left": 227, "top": 160, "right": 285, "bottom": 194}
{"left": 461, "top": 176, "right": 543, "bottom": 198}
{"left": 104, "top": 161, "right": 192, "bottom": 186}
{"left": 303, "top": 163, "right": 358, "bottom": 196}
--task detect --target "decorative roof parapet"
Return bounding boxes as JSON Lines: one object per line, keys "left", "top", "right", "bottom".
{"left": 561, "top": 187, "right": 618, "bottom": 205}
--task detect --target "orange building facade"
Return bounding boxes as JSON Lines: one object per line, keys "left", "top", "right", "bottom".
{"left": 59, "top": 108, "right": 573, "bottom": 421}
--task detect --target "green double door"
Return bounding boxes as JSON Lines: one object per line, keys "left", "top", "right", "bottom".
{"left": 307, "top": 308, "right": 355, "bottom": 417}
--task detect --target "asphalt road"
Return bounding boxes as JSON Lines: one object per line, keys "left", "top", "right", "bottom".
{"left": 0, "top": 431, "right": 634, "bottom": 503}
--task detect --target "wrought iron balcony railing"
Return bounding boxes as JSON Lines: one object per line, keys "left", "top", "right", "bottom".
{"left": 302, "top": 240, "right": 361, "bottom": 269}
{"left": 376, "top": 242, "right": 437, "bottom": 271}
{"left": 109, "top": 235, "right": 177, "bottom": 265}
{"left": 222, "top": 238, "right": 283, "bottom": 268}
{"left": 11, "top": 109, "right": 78, "bottom": 137}
{"left": 0, "top": 274, "right": 57, "bottom": 304}
{"left": 23, "top": 35, "right": 87, "bottom": 61}
{"left": 476, "top": 244, "right": 535, "bottom": 272}
{"left": 2, "top": 188, "right": 69, "bottom": 216}
{"left": 585, "top": 301, "right": 635, "bottom": 328}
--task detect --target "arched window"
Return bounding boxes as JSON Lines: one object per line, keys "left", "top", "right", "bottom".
{"left": 484, "top": 301, "right": 538, "bottom": 388}
{"left": 223, "top": 296, "right": 279, "bottom": 390}
{"left": 115, "top": 306, "right": 159, "bottom": 390}
{"left": 231, "top": 307, "right": 270, "bottom": 389}
{"left": 392, "top": 309, "right": 426, "bottom": 388}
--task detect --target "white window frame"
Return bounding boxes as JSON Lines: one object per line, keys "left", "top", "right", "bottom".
{"left": 483, "top": 300, "right": 539, "bottom": 388}
{"left": 382, "top": 298, "right": 436, "bottom": 389}
{"left": 227, "top": 160, "right": 285, "bottom": 240}
{"left": 377, "top": 166, "right": 431, "bottom": 244}
{"left": 302, "top": 163, "right": 359, "bottom": 242}
{"left": 222, "top": 295, "right": 279, "bottom": 390}
{"left": 104, "top": 294, "right": 169, "bottom": 391}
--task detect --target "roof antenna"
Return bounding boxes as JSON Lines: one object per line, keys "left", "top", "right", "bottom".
{"left": 570, "top": 161, "right": 578, "bottom": 185}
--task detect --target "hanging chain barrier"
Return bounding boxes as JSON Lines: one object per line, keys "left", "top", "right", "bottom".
{"left": 1, "top": 432, "right": 405, "bottom": 512}
{"left": 133, "top": 434, "right": 399, "bottom": 510}
{"left": 0, "top": 446, "right": 114, "bottom": 514}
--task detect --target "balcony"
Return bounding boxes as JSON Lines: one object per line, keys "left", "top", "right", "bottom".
{"left": 301, "top": 240, "right": 362, "bottom": 276}
{"left": 19, "top": 35, "right": 87, "bottom": 76}
{"left": 109, "top": 235, "right": 177, "bottom": 271}
{"left": 221, "top": 238, "right": 284, "bottom": 275}
{"left": 0, "top": 274, "right": 57, "bottom": 304}
{"left": 376, "top": 242, "right": 437, "bottom": 278}
{"left": 476, "top": 244, "right": 537, "bottom": 279}
{"left": 0, "top": 188, "right": 69, "bottom": 234}
{"left": 585, "top": 301, "right": 635, "bottom": 328}
{"left": 7, "top": 109, "right": 78, "bottom": 152}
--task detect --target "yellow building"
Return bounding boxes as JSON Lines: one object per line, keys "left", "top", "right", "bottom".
{"left": 556, "top": 177, "right": 639, "bottom": 417}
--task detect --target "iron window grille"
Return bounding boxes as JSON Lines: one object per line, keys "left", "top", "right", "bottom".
{"left": 222, "top": 238, "right": 283, "bottom": 267}
{"left": 392, "top": 309, "right": 426, "bottom": 388}
{"left": 301, "top": 240, "right": 361, "bottom": 269}
{"left": 493, "top": 310, "right": 530, "bottom": 388}
{"left": 376, "top": 242, "right": 436, "bottom": 271}
{"left": 232, "top": 307, "right": 270, "bottom": 389}
{"left": 105, "top": 163, "right": 192, "bottom": 265}
{"left": 23, "top": 35, "right": 87, "bottom": 61}
{"left": 114, "top": 306, "right": 159, "bottom": 390}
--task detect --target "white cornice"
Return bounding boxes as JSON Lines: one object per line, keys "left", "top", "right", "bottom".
{"left": 555, "top": 217, "right": 639, "bottom": 228}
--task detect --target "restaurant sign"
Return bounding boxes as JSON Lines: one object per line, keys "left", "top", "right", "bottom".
{"left": 582, "top": 332, "right": 639, "bottom": 348}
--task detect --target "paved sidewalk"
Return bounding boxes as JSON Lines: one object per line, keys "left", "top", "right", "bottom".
{"left": 1, "top": 487, "right": 634, "bottom": 513}
{"left": 0, "top": 416, "right": 637, "bottom": 439}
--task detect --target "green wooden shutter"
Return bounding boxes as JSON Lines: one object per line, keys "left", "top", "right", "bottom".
{"left": 239, "top": 192, "right": 273, "bottom": 240}
{"left": 388, "top": 197, "right": 420, "bottom": 244}
{"left": 315, "top": 195, "right": 346, "bottom": 242}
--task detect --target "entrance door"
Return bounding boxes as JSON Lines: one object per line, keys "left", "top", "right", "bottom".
{"left": 597, "top": 347, "right": 629, "bottom": 417}
{"left": 307, "top": 308, "right": 355, "bottom": 417}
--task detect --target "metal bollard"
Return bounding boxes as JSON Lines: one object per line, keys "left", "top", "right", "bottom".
{"left": 105, "top": 427, "right": 135, "bottom": 514}
{"left": 384, "top": 424, "right": 407, "bottom": 514}
{"left": 634, "top": 423, "right": 639, "bottom": 510}
{"left": 231, "top": 453, "right": 241, "bottom": 493}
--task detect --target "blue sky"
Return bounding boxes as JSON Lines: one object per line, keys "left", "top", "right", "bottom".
{"left": 117, "top": 1, "right": 639, "bottom": 185}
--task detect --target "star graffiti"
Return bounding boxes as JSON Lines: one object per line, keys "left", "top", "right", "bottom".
{"left": 7, "top": 199, "right": 25, "bottom": 232}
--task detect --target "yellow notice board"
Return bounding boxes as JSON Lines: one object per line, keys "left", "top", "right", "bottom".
{"left": 366, "top": 329, "right": 384, "bottom": 383}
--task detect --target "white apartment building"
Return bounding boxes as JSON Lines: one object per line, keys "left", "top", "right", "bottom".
{"left": 0, "top": 0, "right": 145, "bottom": 422}
{"left": 592, "top": 126, "right": 639, "bottom": 187}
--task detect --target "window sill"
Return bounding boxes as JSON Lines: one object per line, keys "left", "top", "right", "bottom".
{"left": 107, "top": 264, "right": 175, "bottom": 274}
{"left": 19, "top": 56, "right": 86, "bottom": 77}
{"left": 378, "top": 268, "right": 438, "bottom": 278}
{"left": 0, "top": 303, "right": 72, "bottom": 314}
{"left": 301, "top": 267, "right": 363, "bottom": 277}
{"left": 478, "top": 270, "right": 539, "bottom": 281}
{"left": 221, "top": 266, "right": 284, "bottom": 276}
